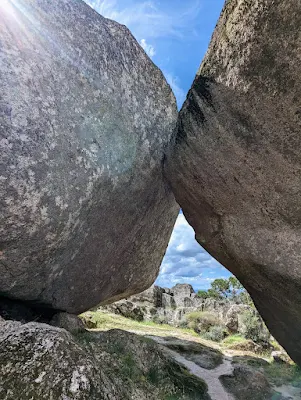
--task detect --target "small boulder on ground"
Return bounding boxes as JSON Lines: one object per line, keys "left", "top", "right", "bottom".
{"left": 219, "top": 364, "right": 273, "bottom": 400}
{"left": 162, "top": 337, "right": 223, "bottom": 370}
{"left": 50, "top": 312, "right": 86, "bottom": 334}
{"left": 271, "top": 351, "right": 292, "bottom": 364}
{"left": 80, "top": 312, "right": 97, "bottom": 329}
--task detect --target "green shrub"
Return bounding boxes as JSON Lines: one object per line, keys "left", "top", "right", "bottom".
{"left": 186, "top": 311, "right": 221, "bottom": 334}
{"left": 240, "top": 310, "right": 270, "bottom": 344}
{"left": 222, "top": 334, "right": 246, "bottom": 347}
{"left": 202, "top": 325, "right": 225, "bottom": 342}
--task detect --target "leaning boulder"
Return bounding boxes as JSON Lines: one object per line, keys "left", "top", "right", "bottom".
{"left": 166, "top": 0, "right": 301, "bottom": 364}
{"left": 0, "top": 0, "right": 178, "bottom": 313}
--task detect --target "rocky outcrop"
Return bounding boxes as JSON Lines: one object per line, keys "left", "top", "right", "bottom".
{"left": 166, "top": 0, "right": 301, "bottom": 364}
{"left": 225, "top": 305, "right": 250, "bottom": 333}
{"left": 0, "top": 320, "right": 210, "bottom": 400}
{"left": 101, "top": 284, "right": 253, "bottom": 333}
{"left": 0, "top": 0, "right": 178, "bottom": 314}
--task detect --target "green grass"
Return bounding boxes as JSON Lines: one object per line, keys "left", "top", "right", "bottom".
{"left": 221, "top": 334, "right": 246, "bottom": 347}
{"left": 264, "top": 362, "right": 301, "bottom": 387}
{"left": 80, "top": 310, "right": 199, "bottom": 338}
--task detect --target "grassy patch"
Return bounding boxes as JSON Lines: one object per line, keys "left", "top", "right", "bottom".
{"left": 80, "top": 310, "right": 199, "bottom": 338}
{"left": 222, "top": 334, "right": 246, "bottom": 347}
{"left": 264, "top": 362, "right": 301, "bottom": 387}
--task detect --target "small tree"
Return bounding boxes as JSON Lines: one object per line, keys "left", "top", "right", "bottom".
{"left": 197, "top": 290, "right": 209, "bottom": 300}
{"left": 211, "top": 279, "right": 230, "bottom": 298}
{"left": 228, "top": 277, "right": 244, "bottom": 301}
{"left": 240, "top": 310, "right": 270, "bottom": 344}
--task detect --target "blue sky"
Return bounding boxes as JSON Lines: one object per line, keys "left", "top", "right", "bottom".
{"left": 84, "top": 0, "right": 231, "bottom": 291}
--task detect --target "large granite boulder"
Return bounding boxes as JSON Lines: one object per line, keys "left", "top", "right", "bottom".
{"left": 0, "top": 0, "right": 178, "bottom": 313}
{"left": 166, "top": 0, "right": 301, "bottom": 364}
{"left": 0, "top": 320, "right": 210, "bottom": 400}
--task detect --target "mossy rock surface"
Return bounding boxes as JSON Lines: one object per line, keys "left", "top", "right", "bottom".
{"left": 219, "top": 364, "right": 272, "bottom": 400}
{"left": 161, "top": 337, "right": 223, "bottom": 370}
{"left": 0, "top": 321, "right": 210, "bottom": 400}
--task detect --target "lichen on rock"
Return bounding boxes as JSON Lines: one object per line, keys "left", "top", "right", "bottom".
{"left": 0, "top": 320, "right": 210, "bottom": 400}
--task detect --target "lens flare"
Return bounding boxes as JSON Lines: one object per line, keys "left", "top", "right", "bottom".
{"left": 0, "top": 0, "right": 16, "bottom": 16}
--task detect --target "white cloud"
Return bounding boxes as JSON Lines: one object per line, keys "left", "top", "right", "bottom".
{"left": 85, "top": 0, "right": 202, "bottom": 40}
{"left": 140, "top": 39, "right": 156, "bottom": 58}
{"left": 156, "top": 212, "right": 231, "bottom": 291}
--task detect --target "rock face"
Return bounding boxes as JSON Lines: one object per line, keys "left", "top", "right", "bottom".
{"left": 0, "top": 320, "right": 210, "bottom": 400}
{"left": 166, "top": 0, "right": 301, "bottom": 364}
{"left": 0, "top": 0, "right": 178, "bottom": 313}
{"left": 225, "top": 304, "right": 250, "bottom": 333}
{"left": 101, "top": 284, "right": 248, "bottom": 329}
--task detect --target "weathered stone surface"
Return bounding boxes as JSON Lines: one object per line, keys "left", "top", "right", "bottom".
{"left": 129, "top": 285, "right": 165, "bottom": 308}
{"left": 225, "top": 304, "right": 250, "bottom": 333}
{"left": 220, "top": 365, "right": 272, "bottom": 400}
{"left": 166, "top": 0, "right": 301, "bottom": 364}
{"left": 161, "top": 337, "right": 223, "bottom": 370}
{"left": 171, "top": 284, "right": 195, "bottom": 298}
{"left": 0, "top": 321, "right": 210, "bottom": 400}
{"left": 50, "top": 312, "right": 86, "bottom": 333}
{"left": 271, "top": 350, "right": 292, "bottom": 364}
{"left": 0, "top": 0, "right": 178, "bottom": 313}
{"left": 79, "top": 312, "right": 97, "bottom": 329}
{"left": 162, "top": 293, "right": 176, "bottom": 309}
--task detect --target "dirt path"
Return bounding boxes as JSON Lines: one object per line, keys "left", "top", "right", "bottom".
{"left": 150, "top": 336, "right": 234, "bottom": 400}
{"left": 274, "top": 384, "right": 301, "bottom": 399}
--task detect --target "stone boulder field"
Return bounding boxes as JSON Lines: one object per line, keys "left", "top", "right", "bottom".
{"left": 0, "top": 0, "right": 178, "bottom": 313}
{"left": 166, "top": 0, "right": 301, "bottom": 364}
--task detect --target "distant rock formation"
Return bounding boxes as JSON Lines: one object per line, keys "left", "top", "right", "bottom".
{"left": 0, "top": 0, "right": 178, "bottom": 313}
{"left": 166, "top": 0, "right": 301, "bottom": 364}
{"left": 102, "top": 284, "right": 250, "bottom": 333}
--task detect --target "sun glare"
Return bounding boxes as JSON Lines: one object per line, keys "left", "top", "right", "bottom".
{"left": 0, "top": 0, "right": 17, "bottom": 18}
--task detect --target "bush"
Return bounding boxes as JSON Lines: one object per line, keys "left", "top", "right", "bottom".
{"left": 240, "top": 310, "right": 270, "bottom": 344}
{"left": 222, "top": 334, "right": 246, "bottom": 347}
{"left": 186, "top": 311, "right": 221, "bottom": 334}
{"left": 202, "top": 325, "right": 225, "bottom": 342}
